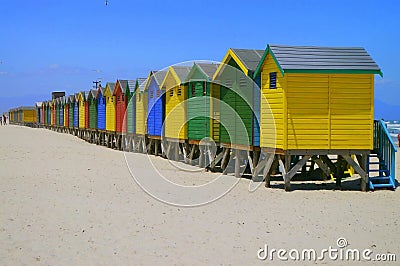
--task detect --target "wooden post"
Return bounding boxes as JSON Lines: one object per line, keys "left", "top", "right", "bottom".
{"left": 235, "top": 149, "right": 241, "bottom": 178}
{"left": 221, "top": 148, "right": 230, "bottom": 174}
{"left": 283, "top": 154, "right": 291, "bottom": 191}
{"left": 336, "top": 155, "right": 342, "bottom": 188}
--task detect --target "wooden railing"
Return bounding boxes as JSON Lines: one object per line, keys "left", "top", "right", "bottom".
{"left": 373, "top": 119, "right": 397, "bottom": 183}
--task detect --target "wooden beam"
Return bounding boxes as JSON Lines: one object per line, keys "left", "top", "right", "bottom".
{"left": 286, "top": 155, "right": 311, "bottom": 181}
{"left": 210, "top": 149, "right": 224, "bottom": 170}
{"left": 342, "top": 155, "right": 368, "bottom": 180}
{"left": 311, "top": 155, "right": 331, "bottom": 178}
{"left": 260, "top": 153, "right": 275, "bottom": 185}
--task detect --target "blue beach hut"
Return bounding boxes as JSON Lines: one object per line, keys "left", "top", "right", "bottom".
{"left": 146, "top": 70, "right": 167, "bottom": 138}
{"left": 97, "top": 86, "right": 106, "bottom": 131}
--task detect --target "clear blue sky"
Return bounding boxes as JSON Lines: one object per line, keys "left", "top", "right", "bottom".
{"left": 0, "top": 0, "right": 399, "bottom": 119}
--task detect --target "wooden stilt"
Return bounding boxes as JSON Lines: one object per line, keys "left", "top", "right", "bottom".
{"left": 221, "top": 148, "right": 230, "bottom": 174}
{"left": 234, "top": 149, "right": 241, "bottom": 178}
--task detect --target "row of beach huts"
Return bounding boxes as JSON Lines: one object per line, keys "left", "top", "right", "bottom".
{"left": 8, "top": 44, "right": 397, "bottom": 191}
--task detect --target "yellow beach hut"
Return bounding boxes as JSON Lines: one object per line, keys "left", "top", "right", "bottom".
{"left": 104, "top": 82, "right": 116, "bottom": 132}
{"left": 253, "top": 44, "right": 384, "bottom": 191}
{"left": 162, "top": 65, "right": 191, "bottom": 141}
{"left": 78, "top": 91, "right": 86, "bottom": 129}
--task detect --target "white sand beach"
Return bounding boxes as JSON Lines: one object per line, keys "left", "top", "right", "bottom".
{"left": 1, "top": 125, "right": 399, "bottom": 265}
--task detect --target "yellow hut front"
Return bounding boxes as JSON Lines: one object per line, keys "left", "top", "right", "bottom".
{"left": 78, "top": 92, "right": 86, "bottom": 129}
{"left": 104, "top": 82, "right": 116, "bottom": 132}
{"left": 162, "top": 66, "right": 191, "bottom": 140}
{"left": 254, "top": 44, "right": 382, "bottom": 151}
{"left": 136, "top": 78, "right": 148, "bottom": 135}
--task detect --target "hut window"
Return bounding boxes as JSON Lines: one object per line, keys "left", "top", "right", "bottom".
{"left": 150, "top": 91, "right": 154, "bottom": 98}
{"left": 122, "top": 94, "right": 125, "bottom": 101}
{"left": 169, "top": 89, "right": 174, "bottom": 97}
{"left": 156, "top": 90, "right": 161, "bottom": 98}
{"left": 269, "top": 72, "right": 277, "bottom": 89}
{"left": 191, "top": 83, "right": 196, "bottom": 96}
{"left": 177, "top": 88, "right": 182, "bottom": 96}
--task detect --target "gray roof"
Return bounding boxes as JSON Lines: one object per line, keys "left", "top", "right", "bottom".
{"left": 127, "top": 80, "right": 136, "bottom": 91}
{"left": 35, "top": 102, "right": 42, "bottom": 107}
{"left": 137, "top": 78, "right": 147, "bottom": 92}
{"left": 152, "top": 70, "right": 167, "bottom": 85}
{"left": 171, "top": 65, "right": 191, "bottom": 82}
{"left": 197, "top": 63, "right": 220, "bottom": 78}
{"left": 106, "top": 82, "right": 116, "bottom": 93}
{"left": 268, "top": 44, "right": 381, "bottom": 71}
{"left": 231, "top": 48, "right": 264, "bottom": 71}
{"left": 118, "top": 80, "right": 128, "bottom": 91}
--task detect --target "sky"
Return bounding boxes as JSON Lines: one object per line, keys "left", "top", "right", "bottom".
{"left": 0, "top": 0, "right": 399, "bottom": 119}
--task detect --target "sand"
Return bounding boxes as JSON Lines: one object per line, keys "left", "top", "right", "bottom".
{"left": 1, "top": 125, "right": 399, "bottom": 265}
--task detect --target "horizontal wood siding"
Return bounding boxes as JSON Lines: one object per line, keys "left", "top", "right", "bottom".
{"left": 187, "top": 81, "right": 210, "bottom": 141}
{"left": 165, "top": 84, "right": 187, "bottom": 140}
{"left": 79, "top": 98, "right": 85, "bottom": 129}
{"left": 260, "top": 53, "right": 285, "bottom": 149}
{"left": 286, "top": 74, "right": 329, "bottom": 149}
{"left": 330, "top": 74, "right": 373, "bottom": 149}
{"left": 106, "top": 96, "right": 116, "bottom": 131}
{"left": 136, "top": 91, "right": 147, "bottom": 135}
{"left": 211, "top": 83, "right": 220, "bottom": 142}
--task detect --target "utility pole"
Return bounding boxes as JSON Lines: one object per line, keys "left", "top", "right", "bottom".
{"left": 93, "top": 80, "right": 101, "bottom": 89}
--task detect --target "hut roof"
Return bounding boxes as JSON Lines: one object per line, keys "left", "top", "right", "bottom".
{"left": 171, "top": 66, "right": 191, "bottom": 82}
{"left": 230, "top": 48, "right": 264, "bottom": 72}
{"left": 213, "top": 48, "right": 264, "bottom": 79}
{"left": 254, "top": 44, "right": 383, "bottom": 77}
{"left": 137, "top": 78, "right": 147, "bottom": 92}
{"left": 197, "top": 63, "right": 220, "bottom": 78}
{"left": 127, "top": 80, "right": 136, "bottom": 91}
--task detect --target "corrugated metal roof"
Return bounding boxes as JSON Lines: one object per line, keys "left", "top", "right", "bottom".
{"left": 269, "top": 44, "right": 381, "bottom": 71}
{"left": 231, "top": 48, "right": 264, "bottom": 71}
{"left": 197, "top": 63, "right": 220, "bottom": 78}
{"left": 171, "top": 66, "right": 191, "bottom": 82}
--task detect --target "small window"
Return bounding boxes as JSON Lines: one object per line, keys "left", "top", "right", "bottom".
{"left": 191, "top": 83, "right": 196, "bottom": 96}
{"left": 150, "top": 91, "right": 154, "bottom": 98}
{"left": 177, "top": 88, "right": 182, "bottom": 96}
{"left": 169, "top": 89, "right": 174, "bottom": 97}
{"left": 156, "top": 90, "right": 161, "bottom": 98}
{"left": 269, "top": 72, "right": 277, "bottom": 89}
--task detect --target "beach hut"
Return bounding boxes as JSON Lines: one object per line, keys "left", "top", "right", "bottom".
{"left": 253, "top": 44, "right": 385, "bottom": 191}
{"left": 68, "top": 95, "right": 75, "bottom": 130}
{"left": 64, "top": 96, "right": 69, "bottom": 128}
{"left": 47, "top": 101, "right": 51, "bottom": 127}
{"left": 41, "top": 102, "right": 46, "bottom": 126}
{"left": 146, "top": 71, "right": 167, "bottom": 137}
{"left": 134, "top": 78, "right": 148, "bottom": 152}
{"left": 126, "top": 80, "right": 137, "bottom": 135}
{"left": 104, "top": 82, "right": 116, "bottom": 132}
{"left": 213, "top": 48, "right": 263, "bottom": 148}
{"left": 59, "top": 97, "right": 64, "bottom": 127}
{"left": 184, "top": 63, "right": 220, "bottom": 143}
{"left": 55, "top": 98, "right": 60, "bottom": 127}
{"left": 182, "top": 63, "right": 220, "bottom": 166}
{"left": 96, "top": 86, "right": 106, "bottom": 131}
{"left": 85, "top": 91, "right": 90, "bottom": 130}
{"left": 88, "top": 89, "right": 98, "bottom": 130}
{"left": 114, "top": 80, "right": 129, "bottom": 134}
{"left": 73, "top": 93, "right": 79, "bottom": 128}
{"left": 78, "top": 92, "right": 86, "bottom": 129}
{"left": 104, "top": 82, "right": 116, "bottom": 147}
{"left": 162, "top": 66, "right": 191, "bottom": 140}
